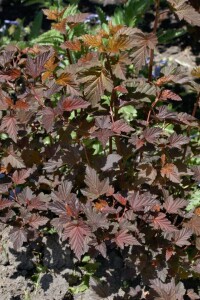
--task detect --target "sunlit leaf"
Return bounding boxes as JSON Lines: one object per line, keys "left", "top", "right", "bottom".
{"left": 56, "top": 72, "right": 80, "bottom": 96}
{"left": 152, "top": 213, "right": 178, "bottom": 232}
{"left": 82, "top": 166, "right": 111, "bottom": 201}
{"left": 62, "top": 97, "right": 90, "bottom": 111}
{"left": 79, "top": 68, "right": 113, "bottom": 106}
{"left": 161, "top": 163, "right": 180, "bottom": 183}
{"left": 0, "top": 116, "right": 18, "bottom": 143}
{"left": 62, "top": 220, "right": 91, "bottom": 260}
{"left": 114, "top": 229, "right": 141, "bottom": 249}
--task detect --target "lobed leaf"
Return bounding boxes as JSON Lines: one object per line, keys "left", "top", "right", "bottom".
{"left": 114, "top": 229, "right": 141, "bottom": 249}
{"left": 161, "top": 163, "right": 180, "bottom": 183}
{"left": 168, "top": 0, "right": 200, "bottom": 27}
{"left": 79, "top": 68, "right": 113, "bottom": 106}
{"left": 173, "top": 228, "right": 193, "bottom": 247}
{"left": 26, "top": 51, "right": 51, "bottom": 79}
{"left": 163, "top": 196, "right": 187, "bottom": 214}
{"left": 152, "top": 213, "right": 178, "bottom": 232}
{"left": 160, "top": 89, "right": 182, "bottom": 101}
{"left": 167, "top": 132, "right": 190, "bottom": 149}
{"left": 62, "top": 221, "right": 91, "bottom": 260}
{"left": 0, "top": 116, "right": 18, "bottom": 143}
{"left": 62, "top": 97, "right": 90, "bottom": 111}
{"left": 82, "top": 166, "right": 111, "bottom": 201}
{"left": 12, "top": 169, "right": 32, "bottom": 185}
{"left": 9, "top": 227, "right": 28, "bottom": 250}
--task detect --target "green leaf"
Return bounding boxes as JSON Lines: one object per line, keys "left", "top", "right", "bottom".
{"left": 118, "top": 105, "right": 137, "bottom": 122}
{"left": 158, "top": 28, "right": 187, "bottom": 44}
{"left": 187, "top": 188, "right": 200, "bottom": 211}
{"left": 29, "top": 11, "right": 43, "bottom": 39}
{"left": 82, "top": 255, "right": 91, "bottom": 263}
{"left": 96, "top": 6, "right": 107, "bottom": 24}
{"left": 31, "top": 29, "right": 63, "bottom": 45}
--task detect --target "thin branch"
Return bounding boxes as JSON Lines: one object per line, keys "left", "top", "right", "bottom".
{"left": 82, "top": 142, "right": 91, "bottom": 166}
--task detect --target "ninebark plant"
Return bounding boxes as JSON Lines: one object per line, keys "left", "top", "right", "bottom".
{"left": 0, "top": 1, "right": 200, "bottom": 298}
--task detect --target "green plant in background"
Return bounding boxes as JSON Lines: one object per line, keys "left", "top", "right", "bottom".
{"left": 68, "top": 255, "right": 100, "bottom": 295}
{"left": 111, "top": 0, "right": 154, "bottom": 27}
{"left": 187, "top": 188, "right": 200, "bottom": 211}
{"left": 31, "top": 264, "right": 49, "bottom": 294}
{"left": 23, "top": 290, "right": 32, "bottom": 300}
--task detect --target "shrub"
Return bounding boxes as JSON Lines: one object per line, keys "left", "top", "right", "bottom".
{"left": 0, "top": 1, "right": 200, "bottom": 298}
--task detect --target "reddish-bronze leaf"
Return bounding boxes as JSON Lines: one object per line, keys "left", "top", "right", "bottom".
{"left": 114, "top": 229, "right": 141, "bottom": 249}
{"left": 62, "top": 39, "right": 81, "bottom": 51}
{"left": 192, "top": 166, "right": 200, "bottom": 183}
{"left": 27, "top": 197, "right": 47, "bottom": 211}
{"left": 163, "top": 196, "right": 187, "bottom": 214}
{"left": 9, "top": 227, "right": 27, "bottom": 250}
{"left": 26, "top": 51, "right": 51, "bottom": 79}
{"left": 150, "top": 278, "right": 185, "bottom": 299}
{"left": 94, "top": 242, "right": 107, "bottom": 258}
{"left": 167, "top": 132, "right": 190, "bottom": 149}
{"left": 129, "top": 135, "right": 145, "bottom": 149}
{"left": 94, "top": 199, "right": 108, "bottom": 212}
{"left": 137, "top": 163, "right": 157, "bottom": 184}
{"left": 155, "top": 75, "right": 175, "bottom": 86}
{"left": 166, "top": 248, "right": 175, "bottom": 261}
{"left": 113, "top": 193, "right": 127, "bottom": 206}
{"left": 56, "top": 72, "right": 80, "bottom": 96}
{"left": 12, "top": 169, "right": 32, "bottom": 185}
{"left": 173, "top": 228, "right": 193, "bottom": 247}
{"left": 95, "top": 115, "right": 111, "bottom": 129}
{"left": 79, "top": 68, "right": 113, "bottom": 106}
{"left": 82, "top": 166, "right": 111, "bottom": 201}
{"left": 42, "top": 8, "right": 67, "bottom": 21}
{"left": 42, "top": 55, "right": 57, "bottom": 82}
{"left": 51, "top": 180, "right": 73, "bottom": 202}
{"left": 107, "top": 35, "right": 133, "bottom": 53}
{"left": 131, "top": 32, "right": 157, "bottom": 70}
{"left": 65, "top": 13, "right": 90, "bottom": 27}
{"left": 187, "top": 289, "right": 200, "bottom": 300}
{"left": 2, "top": 147, "right": 25, "bottom": 169}
{"left": 142, "top": 127, "right": 162, "bottom": 144}
{"left": 184, "top": 215, "right": 200, "bottom": 235}
{"left": 28, "top": 214, "right": 48, "bottom": 229}
{"left": 0, "top": 198, "right": 13, "bottom": 210}
{"left": 156, "top": 105, "right": 177, "bottom": 120}
{"left": 114, "top": 85, "right": 128, "bottom": 93}
{"left": 168, "top": 0, "right": 200, "bottom": 27}
{"left": 152, "top": 213, "right": 178, "bottom": 232}
{"left": 62, "top": 221, "right": 91, "bottom": 260}
{"left": 91, "top": 129, "right": 113, "bottom": 148}
{"left": 62, "top": 97, "right": 90, "bottom": 111}
{"left": 41, "top": 107, "right": 56, "bottom": 133}
{"left": 52, "top": 18, "right": 67, "bottom": 34}
{"left": 101, "top": 154, "right": 122, "bottom": 171}
{"left": 81, "top": 34, "right": 102, "bottom": 48}
{"left": 0, "top": 68, "right": 21, "bottom": 82}
{"left": 161, "top": 163, "right": 180, "bottom": 183}
{"left": 0, "top": 116, "right": 18, "bottom": 143}
{"left": 160, "top": 89, "right": 182, "bottom": 101}
{"left": 128, "top": 191, "right": 156, "bottom": 211}
{"left": 84, "top": 206, "right": 109, "bottom": 231}
{"left": 112, "top": 120, "right": 133, "bottom": 134}
{"left": 49, "top": 200, "right": 67, "bottom": 216}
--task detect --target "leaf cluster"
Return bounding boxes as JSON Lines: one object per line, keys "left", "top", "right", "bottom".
{"left": 0, "top": 2, "right": 200, "bottom": 298}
